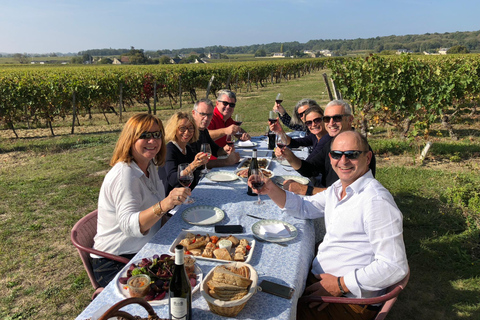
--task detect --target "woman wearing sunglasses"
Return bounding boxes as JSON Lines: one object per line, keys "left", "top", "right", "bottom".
{"left": 271, "top": 105, "right": 331, "bottom": 163}
{"left": 92, "top": 113, "right": 191, "bottom": 286}
{"left": 164, "top": 111, "right": 209, "bottom": 194}
{"left": 273, "top": 98, "right": 317, "bottom": 134}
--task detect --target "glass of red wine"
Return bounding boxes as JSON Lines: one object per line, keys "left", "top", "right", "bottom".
{"left": 225, "top": 134, "right": 235, "bottom": 148}
{"left": 275, "top": 93, "right": 283, "bottom": 104}
{"left": 200, "top": 143, "right": 211, "bottom": 174}
{"left": 177, "top": 163, "right": 194, "bottom": 204}
{"left": 250, "top": 168, "right": 265, "bottom": 205}
{"left": 234, "top": 114, "right": 243, "bottom": 126}
{"left": 269, "top": 111, "right": 278, "bottom": 125}
{"left": 276, "top": 132, "right": 288, "bottom": 160}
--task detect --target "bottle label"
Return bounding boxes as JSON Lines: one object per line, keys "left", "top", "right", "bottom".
{"left": 170, "top": 297, "right": 188, "bottom": 320}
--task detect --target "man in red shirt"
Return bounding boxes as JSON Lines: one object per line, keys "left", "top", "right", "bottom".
{"left": 207, "top": 89, "right": 251, "bottom": 147}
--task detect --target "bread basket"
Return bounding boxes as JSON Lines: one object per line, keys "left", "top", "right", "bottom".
{"left": 200, "top": 262, "right": 258, "bottom": 317}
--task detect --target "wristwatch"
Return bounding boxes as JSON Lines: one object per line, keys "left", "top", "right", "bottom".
{"left": 305, "top": 185, "right": 314, "bottom": 196}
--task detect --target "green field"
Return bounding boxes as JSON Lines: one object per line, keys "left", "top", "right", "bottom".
{"left": 1, "top": 70, "right": 480, "bottom": 319}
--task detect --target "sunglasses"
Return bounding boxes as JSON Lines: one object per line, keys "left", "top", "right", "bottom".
{"left": 323, "top": 114, "right": 348, "bottom": 123}
{"left": 218, "top": 100, "right": 236, "bottom": 108}
{"left": 329, "top": 150, "right": 367, "bottom": 160}
{"left": 139, "top": 131, "right": 162, "bottom": 139}
{"left": 178, "top": 126, "right": 195, "bottom": 133}
{"left": 305, "top": 117, "right": 323, "bottom": 127}
{"left": 297, "top": 109, "right": 309, "bottom": 118}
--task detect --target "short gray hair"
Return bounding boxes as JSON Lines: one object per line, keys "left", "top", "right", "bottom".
{"left": 194, "top": 98, "right": 214, "bottom": 111}
{"left": 216, "top": 89, "right": 236, "bottom": 102}
{"left": 292, "top": 98, "right": 320, "bottom": 125}
{"left": 326, "top": 99, "right": 352, "bottom": 115}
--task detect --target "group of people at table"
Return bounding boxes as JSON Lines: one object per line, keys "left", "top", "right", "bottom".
{"left": 89, "top": 89, "right": 408, "bottom": 320}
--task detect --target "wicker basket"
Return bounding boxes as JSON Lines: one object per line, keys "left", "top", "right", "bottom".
{"left": 200, "top": 262, "right": 258, "bottom": 318}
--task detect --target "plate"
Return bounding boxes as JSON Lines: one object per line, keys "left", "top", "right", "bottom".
{"left": 272, "top": 175, "right": 310, "bottom": 186}
{"left": 182, "top": 206, "right": 224, "bottom": 225}
{"left": 237, "top": 158, "right": 271, "bottom": 170}
{"left": 169, "top": 230, "right": 256, "bottom": 263}
{"left": 114, "top": 257, "right": 203, "bottom": 306}
{"left": 234, "top": 168, "right": 275, "bottom": 182}
{"left": 205, "top": 171, "right": 238, "bottom": 182}
{"left": 251, "top": 219, "right": 298, "bottom": 243}
{"left": 235, "top": 141, "right": 257, "bottom": 148}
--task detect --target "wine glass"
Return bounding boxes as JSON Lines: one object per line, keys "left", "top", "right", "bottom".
{"left": 276, "top": 132, "right": 288, "bottom": 160}
{"left": 200, "top": 143, "right": 211, "bottom": 174}
{"left": 275, "top": 93, "right": 283, "bottom": 104}
{"left": 234, "top": 114, "right": 243, "bottom": 126}
{"left": 250, "top": 168, "right": 265, "bottom": 205}
{"left": 177, "top": 163, "right": 194, "bottom": 204}
{"left": 269, "top": 111, "right": 278, "bottom": 125}
{"left": 225, "top": 134, "right": 235, "bottom": 148}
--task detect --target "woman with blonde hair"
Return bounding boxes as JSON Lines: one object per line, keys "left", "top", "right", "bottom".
{"left": 92, "top": 113, "right": 190, "bottom": 286}
{"left": 164, "top": 111, "right": 209, "bottom": 194}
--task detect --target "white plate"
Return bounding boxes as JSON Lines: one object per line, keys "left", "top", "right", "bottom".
{"left": 235, "top": 141, "right": 257, "bottom": 148}
{"left": 234, "top": 168, "right": 274, "bottom": 182}
{"left": 182, "top": 206, "right": 225, "bottom": 225}
{"left": 169, "top": 230, "right": 256, "bottom": 263}
{"left": 205, "top": 171, "right": 238, "bottom": 182}
{"left": 272, "top": 175, "right": 310, "bottom": 186}
{"left": 251, "top": 219, "right": 298, "bottom": 243}
{"left": 277, "top": 158, "right": 292, "bottom": 167}
{"left": 114, "top": 256, "right": 203, "bottom": 305}
{"left": 237, "top": 158, "right": 271, "bottom": 170}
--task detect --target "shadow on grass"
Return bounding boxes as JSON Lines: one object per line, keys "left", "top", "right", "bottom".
{"left": 392, "top": 192, "right": 480, "bottom": 319}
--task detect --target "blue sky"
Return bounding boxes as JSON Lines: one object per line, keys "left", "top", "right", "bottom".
{"left": 0, "top": 0, "right": 478, "bottom": 54}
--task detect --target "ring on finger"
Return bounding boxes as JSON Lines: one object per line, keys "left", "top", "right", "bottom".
{"left": 177, "top": 196, "right": 181, "bottom": 201}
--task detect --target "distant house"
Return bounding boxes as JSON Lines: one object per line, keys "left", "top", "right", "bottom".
{"left": 272, "top": 53, "right": 285, "bottom": 58}
{"left": 170, "top": 58, "right": 182, "bottom": 64}
{"left": 120, "top": 56, "right": 130, "bottom": 63}
{"left": 194, "top": 58, "right": 207, "bottom": 64}
{"left": 112, "top": 58, "right": 122, "bottom": 65}
{"left": 320, "top": 50, "right": 333, "bottom": 57}
{"left": 303, "top": 50, "right": 317, "bottom": 58}
{"left": 206, "top": 53, "right": 220, "bottom": 59}
{"left": 396, "top": 49, "right": 412, "bottom": 55}
{"left": 438, "top": 48, "right": 449, "bottom": 55}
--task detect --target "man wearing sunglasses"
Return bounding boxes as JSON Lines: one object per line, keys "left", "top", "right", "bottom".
{"left": 279, "top": 100, "right": 376, "bottom": 196}
{"left": 207, "top": 89, "right": 251, "bottom": 147}
{"left": 248, "top": 131, "right": 408, "bottom": 320}
{"left": 190, "top": 98, "right": 240, "bottom": 167}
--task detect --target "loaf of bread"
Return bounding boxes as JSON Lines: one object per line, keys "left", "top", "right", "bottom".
{"left": 207, "top": 265, "right": 252, "bottom": 301}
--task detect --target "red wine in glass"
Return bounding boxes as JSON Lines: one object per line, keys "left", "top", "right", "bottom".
{"left": 179, "top": 176, "right": 193, "bottom": 187}
{"left": 277, "top": 143, "right": 287, "bottom": 149}
{"left": 275, "top": 99, "right": 283, "bottom": 104}
{"left": 268, "top": 118, "right": 278, "bottom": 124}
{"left": 251, "top": 181, "right": 265, "bottom": 189}
{"left": 234, "top": 121, "right": 243, "bottom": 126}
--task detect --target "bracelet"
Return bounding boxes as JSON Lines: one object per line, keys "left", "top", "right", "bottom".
{"left": 306, "top": 185, "right": 314, "bottom": 196}
{"left": 153, "top": 201, "right": 166, "bottom": 218}
{"left": 337, "top": 277, "right": 346, "bottom": 295}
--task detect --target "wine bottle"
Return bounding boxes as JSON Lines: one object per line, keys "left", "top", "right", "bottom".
{"left": 247, "top": 148, "right": 259, "bottom": 196}
{"left": 169, "top": 245, "right": 192, "bottom": 320}
{"left": 267, "top": 130, "right": 276, "bottom": 150}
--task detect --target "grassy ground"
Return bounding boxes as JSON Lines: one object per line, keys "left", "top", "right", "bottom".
{"left": 1, "top": 71, "right": 480, "bottom": 319}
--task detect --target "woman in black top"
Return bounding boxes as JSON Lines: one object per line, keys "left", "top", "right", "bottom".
{"left": 164, "top": 112, "right": 209, "bottom": 194}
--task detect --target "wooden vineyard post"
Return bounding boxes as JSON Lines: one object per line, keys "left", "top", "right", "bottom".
{"left": 153, "top": 80, "right": 157, "bottom": 115}
{"left": 247, "top": 72, "right": 251, "bottom": 92}
{"left": 71, "top": 90, "right": 76, "bottom": 134}
{"left": 322, "top": 73, "right": 334, "bottom": 101}
{"left": 206, "top": 75, "right": 215, "bottom": 98}
{"left": 119, "top": 83, "right": 123, "bottom": 123}
{"left": 271, "top": 71, "right": 274, "bottom": 85}
{"left": 179, "top": 75, "right": 182, "bottom": 109}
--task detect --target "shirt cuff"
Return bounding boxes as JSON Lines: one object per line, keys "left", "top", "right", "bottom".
{"left": 343, "top": 270, "right": 361, "bottom": 298}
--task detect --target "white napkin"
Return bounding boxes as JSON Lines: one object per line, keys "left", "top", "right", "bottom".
{"left": 259, "top": 224, "right": 290, "bottom": 238}
{"left": 237, "top": 140, "right": 254, "bottom": 147}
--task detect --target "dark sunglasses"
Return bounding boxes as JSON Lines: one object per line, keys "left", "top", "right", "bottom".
{"left": 323, "top": 114, "right": 348, "bottom": 123}
{"left": 297, "top": 109, "right": 309, "bottom": 118}
{"left": 218, "top": 100, "right": 236, "bottom": 108}
{"left": 139, "top": 131, "right": 162, "bottom": 139}
{"left": 329, "top": 150, "right": 367, "bottom": 160}
{"left": 305, "top": 117, "right": 323, "bottom": 127}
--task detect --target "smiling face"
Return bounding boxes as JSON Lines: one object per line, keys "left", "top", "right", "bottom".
{"left": 324, "top": 104, "right": 353, "bottom": 137}
{"left": 304, "top": 111, "right": 325, "bottom": 137}
{"left": 175, "top": 118, "right": 195, "bottom": 145}
{"left": 215, "top": 94, "right": 236, "bottom": 120}
{"left": 296, "top": 104, "right": 310, "bottom": 123}
{"left": 131, "top": 122, "right": 162, "bottom": 166}
{"left": 329, "top": 131, "right": 372, "bottom": 189}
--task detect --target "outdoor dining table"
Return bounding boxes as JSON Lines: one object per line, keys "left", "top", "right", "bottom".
{"left": 76, "top": 135, "right": 316, "bottom": 320}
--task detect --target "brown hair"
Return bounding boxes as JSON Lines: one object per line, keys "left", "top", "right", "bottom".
{"left": 164, "top": 112, "right": 199, "bottom": 143}
{"left": 110, "top": 113, "right": 166, "bottom": 167}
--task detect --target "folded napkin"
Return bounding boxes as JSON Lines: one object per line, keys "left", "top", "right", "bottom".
{"left": 237, "top": 140, "right": 254, "bottom": 147}
{"left": 259, "top": 224, "right": 290, "bottom": 238}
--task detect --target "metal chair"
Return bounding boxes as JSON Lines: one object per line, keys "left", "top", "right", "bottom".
{"left": 71, "top": 209, "right": 130, "bottom": 299}
{"left": 299, "top": 269, "right": 410, "bottom": 320}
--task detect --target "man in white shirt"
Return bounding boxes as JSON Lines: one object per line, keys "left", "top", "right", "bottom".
{"left": 249, "top": 131, "right": 408, "bottom": 320}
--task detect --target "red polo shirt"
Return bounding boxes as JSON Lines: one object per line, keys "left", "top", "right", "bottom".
{"left": 207, "top": 107, "right": 236, "bottom": 148}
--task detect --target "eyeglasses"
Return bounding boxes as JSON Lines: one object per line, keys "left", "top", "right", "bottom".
{"left": 178, "top": 126, "right": 195, "bottom": 133}
{"left": 195, "top": 110, "right": 213, "bottom": 118}
{"left": 218, "top": 100, "right": 236, "bottom": 108}
{"left": 305, "top": 117, "right": 323, "bottom": 127}
{"left": 139, "top": 131, "right": 162, "bottom": 139}
{"left": 323, "top": 114, "right": 348, "bottom": 123}
{"left": 329, "top": 150, "right": 367, "bottom": 160}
